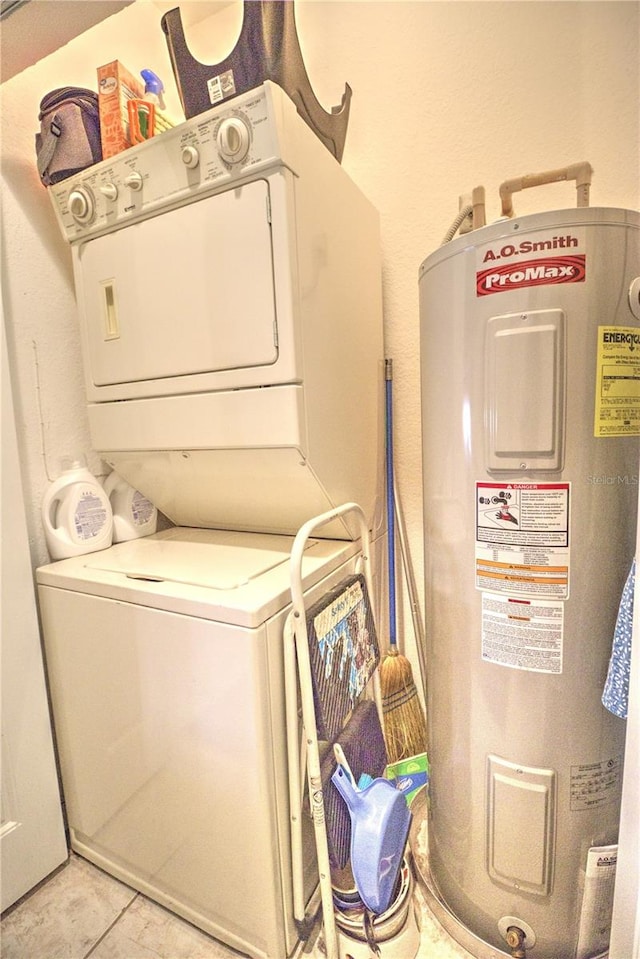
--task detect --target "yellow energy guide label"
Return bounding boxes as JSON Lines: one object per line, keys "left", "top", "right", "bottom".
{"left": 594, "top": 326, "right": 640, "bottom": 436}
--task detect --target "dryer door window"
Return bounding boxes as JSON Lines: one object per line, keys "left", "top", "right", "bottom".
{"left": 77, "top": 179, "right": 277, "bottom": 387}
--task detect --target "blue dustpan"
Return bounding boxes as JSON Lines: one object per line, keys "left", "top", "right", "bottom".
{"left": 331, "top": 744, "right": 411, "bottom": 915}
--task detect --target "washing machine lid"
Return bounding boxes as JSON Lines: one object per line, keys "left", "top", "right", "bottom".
{"left": 86, "top": 527, "right": 295, "bottom": 589}
{"left": 36, "top": 527, "right": 357, "bottom": 627}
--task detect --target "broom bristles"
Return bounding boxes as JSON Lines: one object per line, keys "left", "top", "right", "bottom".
{"left": 380, "top": 649, "right": 427, "bottom": 763}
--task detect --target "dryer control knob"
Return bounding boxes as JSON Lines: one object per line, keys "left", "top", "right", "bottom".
{"left": 216, "top": 116, "right": 250, "bottom": 164}
{"left": 181, "top": 145, "right": 200, "bottom": 169}
{"left": 68, "top": 187, "right": 94, "bottom": 223}
{"left": 124, "top": 171, "right": 143, "bottom": 191}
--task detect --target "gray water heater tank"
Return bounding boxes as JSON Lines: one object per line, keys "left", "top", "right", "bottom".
{"left": 419, "top": 206, "right": 639, "bottom": 958}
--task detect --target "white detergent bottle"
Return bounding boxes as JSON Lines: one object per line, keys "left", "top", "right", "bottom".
{"left": 42, "top": 456, "right": 113, "bottom": 560}
{"left": 103, "top": 470, "right": 158, "bottom": 542}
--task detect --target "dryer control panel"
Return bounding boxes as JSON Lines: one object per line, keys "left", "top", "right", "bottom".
{"left": 48, "top": 83, "right": 285, "bottom": 242}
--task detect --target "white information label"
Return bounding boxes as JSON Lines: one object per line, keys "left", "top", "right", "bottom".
{"left": 207, "top": 69, "right": 236, "bottom": 104}
{"left": 476, "top": 482, "right": 570, "bottom": 599}
{"left": 481, "top": 592, "right": 563, "bottom": 673}
{"left": 575, "top": 844, "right": 618, "bottom": 959}
{"left": 75, "top": 492, "right": 108, "bottom": 542}
{"left": 570, "top": 757, "right": 623, "bottom": 811}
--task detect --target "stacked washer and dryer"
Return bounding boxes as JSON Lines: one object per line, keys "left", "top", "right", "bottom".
{"left": 37, "top": 80, "right": 385, "bottom": 959}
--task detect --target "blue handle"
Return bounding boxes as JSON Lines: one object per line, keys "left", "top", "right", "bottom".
{"left": 385, "top": 359, "right": 397, "bottom": 651}
{"left": 331, "top": 763, "right": 363, "bottom": 811}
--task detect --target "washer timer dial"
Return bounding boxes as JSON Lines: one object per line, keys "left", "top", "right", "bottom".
{"left": 216, "top": 116, "right": 251, "bottom": 164}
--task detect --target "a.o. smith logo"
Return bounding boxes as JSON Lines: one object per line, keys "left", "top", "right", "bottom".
{"left": 477, "top": 255, "right": 586, "bottom": 296}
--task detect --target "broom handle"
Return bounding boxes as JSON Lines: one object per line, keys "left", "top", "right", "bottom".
{"left": 385, "top": 358, "right": 398, "bottom": 653}
{"left": 394, "top": 476, "right": 428, "bottom": 690}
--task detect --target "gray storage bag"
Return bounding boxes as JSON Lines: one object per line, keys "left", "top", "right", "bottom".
{"left": 36, "top": 87, "right": 102, "bottom": 186}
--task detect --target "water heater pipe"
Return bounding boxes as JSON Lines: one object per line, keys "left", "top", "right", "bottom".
{"left": 499, "top": 161, "right": 593, "bottom": 217}
{"left": 441, "top": 185, "right": 486, "bottom": 244}
{"left": 472, "top": 185, "right": 486, "bottom": 229}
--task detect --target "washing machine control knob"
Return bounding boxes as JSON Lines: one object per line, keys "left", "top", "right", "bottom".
{"left": 181, "top": 145, "right": 200, "bottom": 169}
{"left": 124, "top": 171, "right": 144, "bottom": 191}
{"left": 216, "top": 116, "right": 250, "bottom": 164}
{"left": 68, "top": 187, "right": 94, "bottom": 223}
{"left": 99, "top": 182, "right": 118, "bottom": 201}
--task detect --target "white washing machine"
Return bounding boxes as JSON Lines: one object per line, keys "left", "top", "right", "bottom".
{"left": 37, "top": 526, "right": 370, "bottom": 959}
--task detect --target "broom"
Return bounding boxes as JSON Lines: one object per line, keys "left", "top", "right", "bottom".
{"left": 380, "top": 358, "right": 427, "bottom": 763}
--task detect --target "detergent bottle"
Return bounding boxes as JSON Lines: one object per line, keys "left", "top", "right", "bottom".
{"left": 42, "top": 456, "right": 113, "bottom": 559}
{"left": 103, "top": 470, "right": 158, "bottom": 542}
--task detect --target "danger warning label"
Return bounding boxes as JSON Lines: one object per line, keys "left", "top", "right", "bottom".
{"left": 476, "top": 482, "right": 570, "bottom": 599}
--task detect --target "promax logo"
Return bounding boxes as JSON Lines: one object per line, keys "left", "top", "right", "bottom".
{"left": 476, "top": 255, "right": 586, "bottom": 296}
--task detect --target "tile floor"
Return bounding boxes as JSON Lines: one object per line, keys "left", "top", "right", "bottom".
{"left": 1, "top": 852, "right": 476, "bottom": 959}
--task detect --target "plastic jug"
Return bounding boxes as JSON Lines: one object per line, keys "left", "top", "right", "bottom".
{"left": 103, "top": 470, "right": 158, "bottom": 542}
{"left": 42, "top": 456, "right": 113, "bottom": 559}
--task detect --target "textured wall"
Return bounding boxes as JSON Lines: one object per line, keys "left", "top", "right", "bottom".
{"left": 2, "top": 1, "right": 638, "bottom": 677}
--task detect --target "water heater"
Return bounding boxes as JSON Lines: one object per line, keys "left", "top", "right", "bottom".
{"left": 419, "top": 204, "right": 639, "bottom": 958}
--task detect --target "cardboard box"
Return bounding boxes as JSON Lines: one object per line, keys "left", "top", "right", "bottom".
{"left": 97, "top": 61, "right": 144, "bottom": 159}
{"left": 386, "top": 752, "right": 429, "bottom": 806}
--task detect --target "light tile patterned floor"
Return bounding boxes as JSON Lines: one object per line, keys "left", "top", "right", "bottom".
{"left": 1, "top": 852, "right": 475, "bottom": 959}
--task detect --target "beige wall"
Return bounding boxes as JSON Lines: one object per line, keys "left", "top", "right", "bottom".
{"left": 2, "top": 1, "right": 639, "bottom": 671}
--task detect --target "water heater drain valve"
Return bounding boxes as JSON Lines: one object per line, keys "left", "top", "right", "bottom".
{"left": 506, "top": 925, "right": 526, "bottom": 958}
{"left": 498, "top": 916, "right": 536, "bottom": 957}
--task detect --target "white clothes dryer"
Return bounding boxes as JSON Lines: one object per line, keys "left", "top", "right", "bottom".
{"left": 37, "top": 527, "right": 371, "bottom": 959}
{"left": 47, "top": 81, "right": 385, "bottom": 539}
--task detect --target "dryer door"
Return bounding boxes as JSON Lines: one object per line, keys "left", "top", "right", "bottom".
{"left": 76, "top": 178, "right": 277, "bottom": 389}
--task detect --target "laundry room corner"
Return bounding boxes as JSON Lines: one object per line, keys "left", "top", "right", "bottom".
{"left": 2, "top": 2, "right": 639, "bottom": 956}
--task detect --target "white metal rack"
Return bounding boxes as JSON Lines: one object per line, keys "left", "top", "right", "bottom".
{"left": 284, "top": 503, "right": 382, "bottom": 959}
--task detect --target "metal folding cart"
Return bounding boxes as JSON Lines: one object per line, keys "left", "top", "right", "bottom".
{"left": 284, "top": 503, "right": 419, "bottom": 959}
